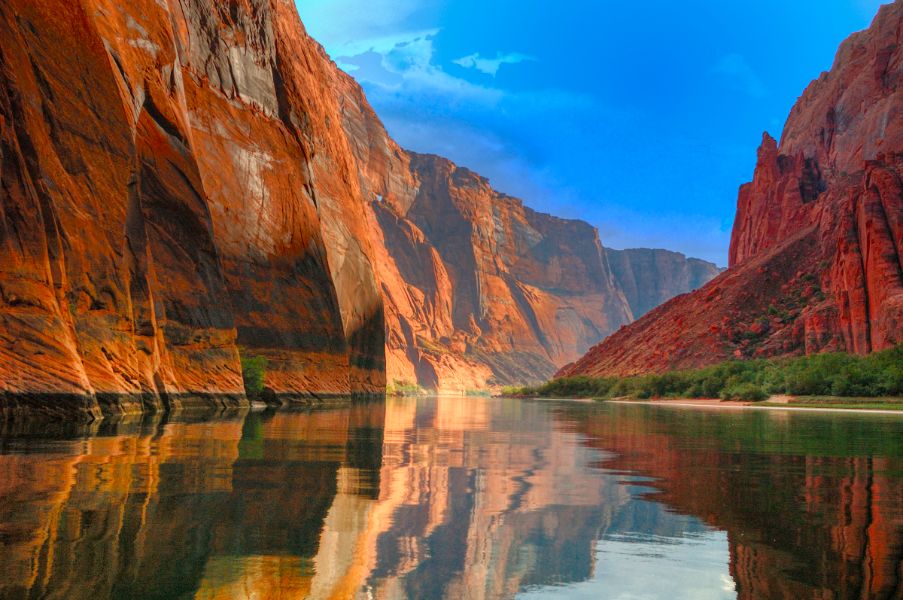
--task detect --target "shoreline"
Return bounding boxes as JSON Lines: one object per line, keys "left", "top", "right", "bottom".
{"left": 605, "top": 398, "right": 903, "bottom": 416}
{"left": 0, "top": 392, "right": 385, "bottom": 423}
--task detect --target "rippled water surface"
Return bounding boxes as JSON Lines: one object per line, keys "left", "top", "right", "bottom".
{"left": 1, "top": 397, "right": 901, "bottom": 599}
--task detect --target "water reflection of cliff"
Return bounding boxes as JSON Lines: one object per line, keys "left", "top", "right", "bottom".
{"left": 9, "top": 399, "right": 894, "bottom": 599}
{"left": 305, "top": 398, "right": 720, "bottom": 599}
{"left": 1, "top": 398, "right": 709, "bottom": 600}
{"left": 307, "top": 397, "right": 634, "bottom": 600}
{"left": 558, "top": 404, "right": 903, "bottom": 600}
{"left": 0, "top": 404, "right": 385, "bottom": 600}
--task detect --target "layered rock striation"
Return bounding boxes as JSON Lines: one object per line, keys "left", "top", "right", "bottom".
{"left": 562, "top": 2, "right": 903, "bottom": 378}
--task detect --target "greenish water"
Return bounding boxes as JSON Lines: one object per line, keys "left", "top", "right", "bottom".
{"left": 0, "top": 398, "right": 901, "bottom": 599}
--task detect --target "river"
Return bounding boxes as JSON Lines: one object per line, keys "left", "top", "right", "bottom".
{"left": 0, "top": 397, "right": 901, "bottom": 599}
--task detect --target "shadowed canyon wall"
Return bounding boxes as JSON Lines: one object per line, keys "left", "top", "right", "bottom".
{"left": 332, "top": 65, "right": 639, "bottom": 390}
{"left": 563, "top": 2, "right": 903, "bottom": 378}
{"left": 0, "top": 0, "right": 724, "bottom": 412}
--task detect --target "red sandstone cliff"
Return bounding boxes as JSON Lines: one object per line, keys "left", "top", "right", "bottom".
{"left": 0, "top": 0, "right": 385, "bottom": 418}
{"left": 1, "top": 0, "right": 708, "bottom": 412}
{"left": 606, "top": 248, "right": 722, "bottom": 318}
{"left": 562, "top": 2, "right": 903, "bottom": 378}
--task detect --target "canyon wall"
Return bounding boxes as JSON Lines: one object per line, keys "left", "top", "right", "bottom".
{"left": 0, "top": 0, "right": 389, "bottom": 418}
{"left": 606, "top": 249, "right": 722, "bottom": 318}
{"left": 0, "top": 0, "right": 717, "bottom": 413}
{"left": 563, "top": 2, "right": 903, "bottom": 377}
{"left": 333, "top": 67, "right": 636, "bottom": 391}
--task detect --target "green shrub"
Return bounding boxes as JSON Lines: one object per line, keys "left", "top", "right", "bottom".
{"left": 501, "top": 386, "right": 526, "bottom": 396}
{"left": 387, "top": 380, "right": 425, "bottom": 396}
{"left": 240, "top": 353, "right": 268, "bottom": 399}
{"left": 516, "top": 344, "right": 903, "bottom": 402}
{"left": 720, "top": 382, "right": 768, "bottom": 402}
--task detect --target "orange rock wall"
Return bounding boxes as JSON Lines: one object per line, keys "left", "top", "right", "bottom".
{"left": 1, "top": 0, "right": 708, "bottom": 410}
{"left": 0, "top": 0, "right": 386, "bottom": 418}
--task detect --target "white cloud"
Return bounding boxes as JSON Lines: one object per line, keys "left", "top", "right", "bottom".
{"left": 712, "top": 53, "right": 767, "bottom": 98}
{"left": 337, "top": 32, "right": 505, "bottom": 106}
{"left": 453, "top": 52, "right": 536, "bottom": 76}
{"left": 328, "top": 28, "right": 440, "bottom": 61}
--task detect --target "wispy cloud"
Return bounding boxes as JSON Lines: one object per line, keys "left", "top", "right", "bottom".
{"left": 712, "top": 53, "right": 767, "bottom": 98}
{"left": 337, "top": 32, "right": 505, "bottom": 106}
{"left": 453, "top": 52, "right": 536, "bottom": 76}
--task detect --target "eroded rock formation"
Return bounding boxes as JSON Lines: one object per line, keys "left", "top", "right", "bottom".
{"left": 563, "top": 2, "right": 903, "bottom": 377}
{"left": 329, "top": 63, "right": 638, "bottom": 390}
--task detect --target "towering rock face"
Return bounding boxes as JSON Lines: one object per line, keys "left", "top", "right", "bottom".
{"left": 562, "top": 2, "right": 903, "bottom": 378}
{"left": 332, "top": 70, "right": 634, "bottom": 391}
{"left": 0, "top": 0, "right": 385, "bottom": 418}
{"left": 606, "top": 249, "right": 722, "bottom": 318}
{"left": 375, "top": 155, "right": 633, "bottom": 389}
{"left": 0, "top": 0, "right": 702, "bottom": 410}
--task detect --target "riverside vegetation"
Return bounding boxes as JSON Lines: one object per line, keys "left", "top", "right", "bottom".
{"left": 507, "top": 345, "right": 903, "bottom": 403}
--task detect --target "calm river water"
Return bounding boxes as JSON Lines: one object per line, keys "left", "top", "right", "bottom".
{"left": 0, "top": 397, "right": 901, "bottom": 599}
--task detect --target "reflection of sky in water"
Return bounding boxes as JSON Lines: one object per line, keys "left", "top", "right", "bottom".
{"left": 519, "top": 526, "right": 736, "bottom": 600}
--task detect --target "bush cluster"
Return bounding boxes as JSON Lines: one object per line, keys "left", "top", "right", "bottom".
{"left": 512, "top": 344, "right": 903, "bottom": 401}
{"left": 386, "top": 380, "right": 426, "bottom": 397}
{"left": 240, "top": 353, "right": 268, "bottom": 399}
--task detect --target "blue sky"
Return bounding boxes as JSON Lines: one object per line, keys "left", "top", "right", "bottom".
{"left": 297, "top": 1, "right": 886, "bottom": 265}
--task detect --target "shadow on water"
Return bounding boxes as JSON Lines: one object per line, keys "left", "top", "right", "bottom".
{"left": 0, "top": 397, "right": 900, "bottom": 599}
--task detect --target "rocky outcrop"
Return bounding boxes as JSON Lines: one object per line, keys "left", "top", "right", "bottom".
{"left": 606, "top": 249, "right": 722, "bottom": 318}
{"left": 562, "top": 2, "right": 903, "bottom": 378}
{"left": 375, "top": 155, "right": 634, "bottom": 389}
{"left": 0, "top": 0, "right": 385, "bottom": 419}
